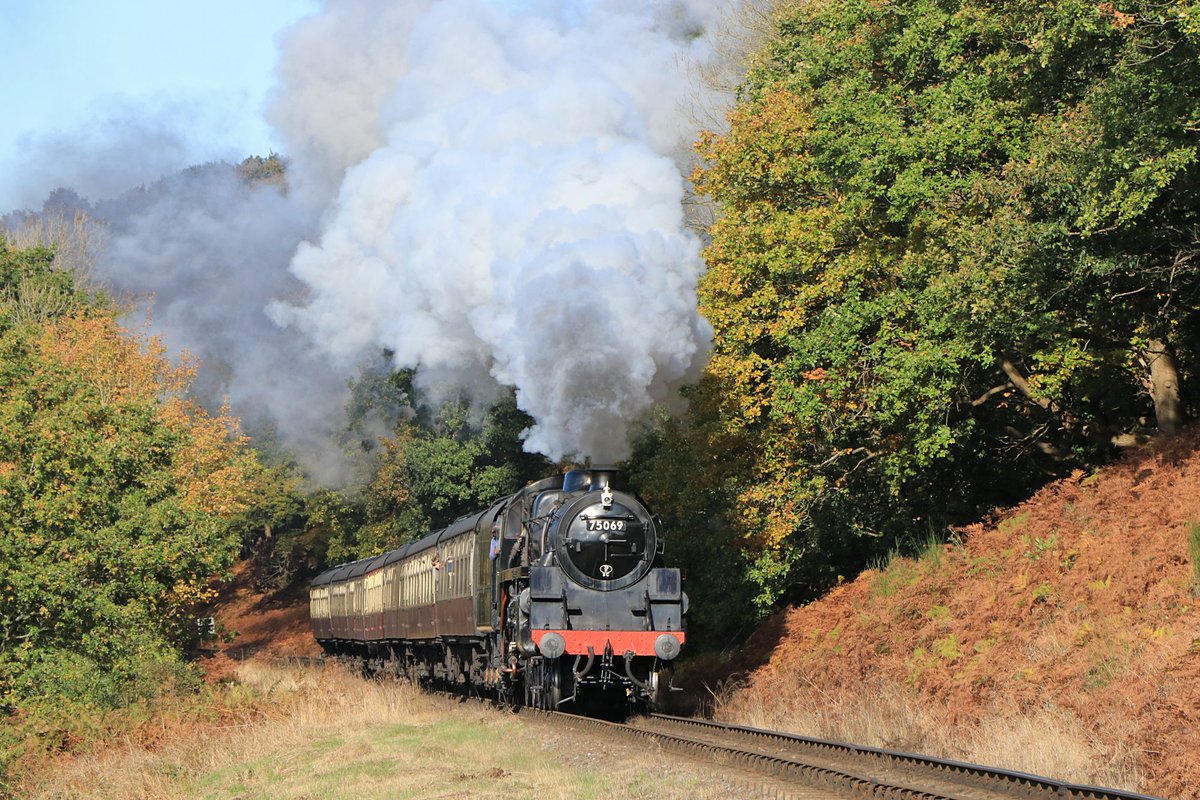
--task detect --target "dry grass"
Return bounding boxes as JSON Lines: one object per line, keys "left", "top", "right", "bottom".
{"left": 705, "top": 432, "right": 1200, "bottom": 799}
{"left": 20, "top": 661, "right": 736, "bottom": 800}
{"left": 714, "top": 676, "right": 1141, "bottom": 790}
{"left": 22, "top": 660, "right": 433, "bottom": 800}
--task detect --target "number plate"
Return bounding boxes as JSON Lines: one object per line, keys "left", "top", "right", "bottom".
{"left": 585, "top": 518, "right": 627, "bottom": 532}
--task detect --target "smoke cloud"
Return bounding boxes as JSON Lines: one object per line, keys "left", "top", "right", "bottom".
{"left": 6, "top": 0, "right": 726, "bottom": 478}
{"left": 269, "top": 0, "right": 716, "bottom": 463}
{"left": 1, "top": 97, "right": 250, "bottom": 213}
{"left": 91, "top": 166, "right": 362, "bottom": 485}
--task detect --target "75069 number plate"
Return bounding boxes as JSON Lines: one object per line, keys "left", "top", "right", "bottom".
{"left": 585, "top": 518, "right": 627, "bottom": 532}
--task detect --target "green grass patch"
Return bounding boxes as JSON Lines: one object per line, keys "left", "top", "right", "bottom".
{"left": 917, "top": 530, "right": 948, "bottom": 569}
{"left": 926, "top": 605, "right": 952, "bottom": 623}
{"left": 906, "top": 646, "right": 939, "bottom": 685}
{"left": 181, "top": 710, "right": 722, "bottom": 800}
{"left": 998, "top": 512, "right": 1030, "bottom": 535}
{"left": 1022, "top": 532, "right": 1058, "bottom": 560}
{"left": 870, "top": 557, "right": 921, "bottom": 599}
{"left": 972, "top": 637, "right": 996, "bottom": 655}
{"left": 1188, "top": 521, "right": 1200, "bottom": 595}
{"left": 965, "top": 554, "right": 1003, "bottom": 578}
{"left": 1031, "top": 582, "right": 1055, "bottom": 604}
{"left": 1084, "top": 654, "right": 1125, "bottom": 691}
{"left": 933, "top": 634, "right": 962, "bottom": 661}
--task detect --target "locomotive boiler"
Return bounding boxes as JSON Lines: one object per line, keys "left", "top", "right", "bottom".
{"left": 308, "top": 467, "right": 687, "bottom": 711}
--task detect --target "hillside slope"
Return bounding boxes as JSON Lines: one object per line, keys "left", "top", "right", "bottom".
{"left": 198, "top": 562, "right": 322, "bottom": 683}
{"left": 718, "top": 428, "right": 1200, "bottom": 798}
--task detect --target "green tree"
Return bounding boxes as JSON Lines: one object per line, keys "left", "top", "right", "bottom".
{"left": 625, "top": 391, "right": 764, "bottom": 648}
{"left": 237, "top": 152, "right": 287, "bottom": 187}
{"left": 0, "top": 240, "right": 259, "bottom": 716}
{"left": 0, "top": 240, "right": 78, "bottom": 329}
{"left": 333, "top": 383, "right": 551, "bottom": 562}
{"left": 689, "top": 0, "right": 1200, "bottom": 605}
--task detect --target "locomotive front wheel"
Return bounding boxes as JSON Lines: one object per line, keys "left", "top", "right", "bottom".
{"left": 543, "top": 660, "right": 563, "bottom": 709}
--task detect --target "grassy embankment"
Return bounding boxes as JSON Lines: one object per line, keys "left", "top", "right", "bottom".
{"left": 17, "top": 661, "right": 735, "bottom": 800}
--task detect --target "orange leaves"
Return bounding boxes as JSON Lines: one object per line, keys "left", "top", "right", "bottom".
{"left": 1097, "top": 3, "right": 1135, "bottom": 29}
{"left": 159, "top": 397, "right": 257, "bottom": 517}
{"left": 32, "top": 311, "right": 259, "bottom": 518}
{"left": 36, "top": 313, "right": 193, "bottom": 405}
{"left": 802, "top": 368, "right": 830, "bottom": 382}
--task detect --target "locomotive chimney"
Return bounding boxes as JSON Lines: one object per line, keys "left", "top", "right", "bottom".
{"left": 590, "top": 466, "right": 618, "bottom": 490}
{"left": 562, "top": 466, "right": 619, "bottom": 493}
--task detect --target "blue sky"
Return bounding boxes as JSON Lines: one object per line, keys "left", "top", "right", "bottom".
{"left": 0, "top": 0, "right": 318, "bottom": 210}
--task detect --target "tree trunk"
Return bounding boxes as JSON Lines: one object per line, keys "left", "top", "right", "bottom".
{"left": 1147, "top": 338, "right": 1185, "bottom": 435}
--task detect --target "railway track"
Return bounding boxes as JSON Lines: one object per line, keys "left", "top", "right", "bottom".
{"left": 269, "top": 657, "right": 1161, "bottom": 799}
{"left": 536, "top": 710, "right": 1163, "bottom": 800}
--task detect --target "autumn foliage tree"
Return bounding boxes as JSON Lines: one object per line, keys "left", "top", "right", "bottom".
{"left": 0, "top": 238, "right": 259, "bottom": 718}
{"left": 681, "top": 0, "right": 1200, "bottom": 605}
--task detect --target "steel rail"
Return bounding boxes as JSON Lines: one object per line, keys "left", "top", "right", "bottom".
{"left": 642, "top": 714, "right": 1163, "bottom": 800}
{"left": 539, "top": 709, "right": 941, "bottom": 799}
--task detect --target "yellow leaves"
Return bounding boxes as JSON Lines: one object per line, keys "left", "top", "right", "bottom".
{"left": 368, "top": 427, "right": 419, "bottom": 508}
{"left": 693, "top": 87, "right": 817, "bottom": 201}
{"left": 1141, "top": 625, "right": 1167, "bottom": 640}
{"left": 163, "top": 580, "right": 218, "bottom": 617}
{"left": 161, "top": 398, "right": 257, "bottom": 517}
{"left": 32, "top": 311, "right": 259, "bottom": 519}
{"left": 702, "top": 352, "right": 773, "bottom": 431}
{"left": 732, "top": 449, "right": 822, "bottom": 552}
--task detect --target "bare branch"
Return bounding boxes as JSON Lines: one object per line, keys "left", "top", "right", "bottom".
{"left": 970, "top": 382, "right": 1012, "bottom": 407}
{"left": 816, "top": 446, "right": 875, "bottom": 469}
{"left": 998, "top": 358, "right": 1058, "bottom": 414}
{"left": 1110, "top": 285, "right": 1146, "bottom": 301}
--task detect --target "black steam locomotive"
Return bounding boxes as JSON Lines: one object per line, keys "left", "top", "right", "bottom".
{"left": 308, "top": 467, "right": 687, "bottom": 711}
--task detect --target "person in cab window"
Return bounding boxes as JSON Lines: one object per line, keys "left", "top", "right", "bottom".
{"left": 489, "top": 523, "right": 501, "bottom": 560}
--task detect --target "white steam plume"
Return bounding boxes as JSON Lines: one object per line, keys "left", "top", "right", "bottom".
{"left": 4, "top": 0, "right": 728, "bottom": 479}
{"left": 269, "top": 0, "right": 716, "bottom": 463}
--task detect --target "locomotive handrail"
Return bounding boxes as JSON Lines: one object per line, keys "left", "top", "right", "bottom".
{"left": 572, "top": 646, "right": 595, "bottom": 681}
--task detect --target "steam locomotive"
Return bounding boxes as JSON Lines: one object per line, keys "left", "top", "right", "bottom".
{"left": 308, "top": 467, "right": 687, "bottom": 711}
